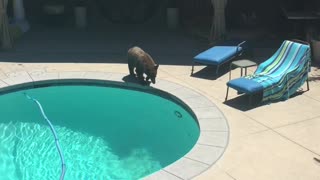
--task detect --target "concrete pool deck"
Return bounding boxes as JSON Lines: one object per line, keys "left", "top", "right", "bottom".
{"left": 0, "top": 62, "right": 319, "bottom": 179}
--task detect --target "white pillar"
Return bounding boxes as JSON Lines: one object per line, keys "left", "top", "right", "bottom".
{"left": 74, "top": 6, "right": 87, "bottom": 28}
{"left": 166, "top": 8, "right": 179, "bottom": 29}
{"left": 12, "top": 0, "right": 29, "bottom": 32}
{"left": 13, "top": 0, "right": 25, "bottom": 20}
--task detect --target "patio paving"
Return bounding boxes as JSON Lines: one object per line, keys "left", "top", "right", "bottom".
{"left": 0, "top": 26, "right": 320, "bottom": 179}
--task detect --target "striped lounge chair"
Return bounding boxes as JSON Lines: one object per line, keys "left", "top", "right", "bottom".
{"left": 225, "top": 40, "right": 311, "bottom": 104}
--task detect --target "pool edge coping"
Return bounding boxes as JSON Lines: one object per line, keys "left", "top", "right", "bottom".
{"left": 0, "top": 71, "right": 230, "bottom": 180}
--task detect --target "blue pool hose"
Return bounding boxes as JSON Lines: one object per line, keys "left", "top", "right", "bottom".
{"left": 24, "top": 93, "right": 66, "bottom": 180}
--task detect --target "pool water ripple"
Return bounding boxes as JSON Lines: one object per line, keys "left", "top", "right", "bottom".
{"left": 0, "top": 122, "right": 163, "bottom": 179}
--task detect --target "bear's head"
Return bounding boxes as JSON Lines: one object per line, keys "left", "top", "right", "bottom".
{"left": 149, "top": 64, "right": 159, "bottom": 84}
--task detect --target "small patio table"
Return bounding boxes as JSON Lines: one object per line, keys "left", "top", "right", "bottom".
{"left": 229, "top": 59, "right": 257, "bottom": 80}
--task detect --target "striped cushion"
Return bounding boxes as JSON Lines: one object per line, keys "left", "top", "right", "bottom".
{"left": 246, "top": 40, "right": 310, "bottom": 101}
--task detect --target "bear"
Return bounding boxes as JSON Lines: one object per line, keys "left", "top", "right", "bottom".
{"left": 128, "top": 46, "right": 159, "bottom": 84}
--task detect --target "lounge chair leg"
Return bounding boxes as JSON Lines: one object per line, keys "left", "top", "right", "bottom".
{"left": 229, "top": 63, "right": 232, "bottom": 80}
{"left": 191, "top": 62, "right": 195, "bottom": 75}
{"left": 307, "top": 76, "right": 310, "bottom": 91}
{"left": 225, "top": 87, "right": 229, "bottom": 101}
{"left": 216, "top": 65, "right": 220, "bottom": 76}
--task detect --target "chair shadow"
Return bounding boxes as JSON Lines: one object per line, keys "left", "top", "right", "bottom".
{"left": 190, "top": 64, "right": 230, "bottom": 80}
{"left": 224, "top": 90, "right": 308, "bottom": 111}
{"left": 309, "top": 76, "right": 320, "bottom": 82}
{"left": 122, "top": 74, "right": 151, "bottom": 86}
{"left": 224, "top": 94, "right": 263, "bottom": 111}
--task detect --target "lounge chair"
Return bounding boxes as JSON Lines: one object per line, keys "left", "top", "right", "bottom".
{"left": 191, "top": 41, "right": 246, "bottom": 76}
{"left": 225, "top": 40, "right": 311, "bottom": 105}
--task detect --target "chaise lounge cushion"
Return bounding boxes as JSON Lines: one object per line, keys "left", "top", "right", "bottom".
{"left": 194, "top": 46, "right": 242, "bottom": 65}
{"left": 227, "top": 77, "right": 263, "bottom": 94}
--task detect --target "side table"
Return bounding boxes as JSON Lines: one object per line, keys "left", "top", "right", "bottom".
{"left": 229, "top": 59, "right": 257, "bottom": 80}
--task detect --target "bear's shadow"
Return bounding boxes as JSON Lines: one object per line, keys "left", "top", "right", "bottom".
{"left": 122, "top": 74, "right": 151, "bottom": 86}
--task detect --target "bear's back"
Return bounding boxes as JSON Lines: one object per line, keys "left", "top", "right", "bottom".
{"left": 128, "top": 46, "right": 155, "bottom": 66}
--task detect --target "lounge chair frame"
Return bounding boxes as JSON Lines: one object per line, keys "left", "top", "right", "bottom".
{"left": 225, "top": 39, "right": 311, "bottom": 106}
{"left": 191, "top": 41, "right": 246, "bottom": 76}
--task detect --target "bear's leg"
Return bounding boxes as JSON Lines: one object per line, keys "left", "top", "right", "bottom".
{"left": 136, "top": 66, "right": 145, "bottom": 83}
{"left": 136, "top": 71, "right": 144, "bottom": 82}
{"left": 128, "top": 63, "right": 135, "bottom": 76}
{"left": 128, "top": 56, "right": 137, "bottom": 76}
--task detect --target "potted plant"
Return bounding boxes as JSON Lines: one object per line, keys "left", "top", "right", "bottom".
{"left": 311, "top": 31, "right": 320, "bottom": 64}
{"left": 166, "top": 0, "right": 179, "bottom": 29}
{"left": 311, "top": 0, "right": 320, "bottom": 63}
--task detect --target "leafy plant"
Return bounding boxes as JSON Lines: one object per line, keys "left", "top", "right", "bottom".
{"left": 314, "top": 32, "right": 320, "bottom": 41}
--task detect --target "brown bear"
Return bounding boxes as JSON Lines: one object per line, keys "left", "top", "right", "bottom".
{"left": 128, "top": 46, "right": 159, "bottom": 84}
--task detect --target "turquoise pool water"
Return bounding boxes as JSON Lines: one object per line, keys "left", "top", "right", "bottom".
{"left": 0, "top": 84, "right": 200, "bottom": 179}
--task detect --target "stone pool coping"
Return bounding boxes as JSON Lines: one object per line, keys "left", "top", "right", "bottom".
{"left": 0, "top": 71, "right": 230, "bottom": 180}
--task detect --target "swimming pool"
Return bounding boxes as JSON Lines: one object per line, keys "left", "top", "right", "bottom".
{"left": 0, "top": 82, "right": 200, "bottom": 179}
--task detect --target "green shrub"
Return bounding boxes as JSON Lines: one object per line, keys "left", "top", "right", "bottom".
{"left": 9, "top": 25, "right": 23, "bottom": 42}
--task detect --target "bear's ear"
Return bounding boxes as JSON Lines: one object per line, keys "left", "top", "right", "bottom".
{"left": 154, "top": 64, "right": 159, "bottom": 69}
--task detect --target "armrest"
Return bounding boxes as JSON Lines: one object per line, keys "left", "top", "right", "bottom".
{"left": 236, "top": 41, "right": 247, "bottom": 53}
{"left": 286, "top": 60, "right": 309, "bottom": 79}
{"left": 290, "top": 39, "right": 310, "bottom": 46}
{"left": 286, "top": 66, "right": 300, "bottom": 78}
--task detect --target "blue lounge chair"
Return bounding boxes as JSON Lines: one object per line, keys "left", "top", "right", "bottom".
{"left": 191, "top": 41, "right": 246, "bottom": 76}
{"left": 225, "top": 40, "right": 311, "bottom": 105}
